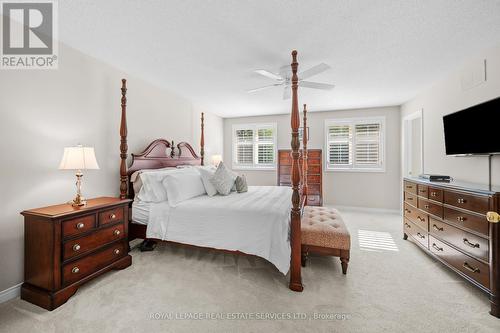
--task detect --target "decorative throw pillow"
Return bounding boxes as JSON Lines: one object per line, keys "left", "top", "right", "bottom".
{"left": 198, "top": 167, "right": 218, "bottom": 197}
{"left": 235, "top": 175, "right": 248, "bottom": 193}
{"left": 210, "top": 161, "right": 236, "bottom": 195}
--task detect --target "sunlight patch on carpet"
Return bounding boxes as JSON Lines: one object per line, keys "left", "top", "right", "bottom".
{"left": 358, "top": 229, "right": 399, "bottom": 252}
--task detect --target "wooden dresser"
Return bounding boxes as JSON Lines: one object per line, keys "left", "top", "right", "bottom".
{"left": 278, "top": 149, "right": 322, "bottom": 206}
{"left": 403, "top": 177, "right": 500, "bottom": 317}
{"left": 21, "top": 197, "right": 132, "bottom": 310}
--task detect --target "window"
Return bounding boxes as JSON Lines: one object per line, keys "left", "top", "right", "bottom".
{"left": 233, "top": 123, "right": 277, "bottom": 169}
{"left": 325, "top": 117, "right": 385, "bottom": 171}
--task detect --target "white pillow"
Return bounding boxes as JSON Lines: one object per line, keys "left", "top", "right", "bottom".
{"left": 210, "top": 162, "right": 236, "bottom": 196}
{"left": 198, "top": 167, "right": 217, "bottom": 196}
{"left": 162, "top": 168, "right": 206, "bottom": 206}
{"left": 132, "top": 167, "right": 175, "bottom": 201}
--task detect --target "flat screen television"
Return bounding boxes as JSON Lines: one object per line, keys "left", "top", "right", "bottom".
{"left": 443, "top": 96, "right": 500, "bottom": 155}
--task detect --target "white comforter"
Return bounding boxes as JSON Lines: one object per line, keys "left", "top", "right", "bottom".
{"left": 145, "top": 186, "right": 292, "bottom": 274}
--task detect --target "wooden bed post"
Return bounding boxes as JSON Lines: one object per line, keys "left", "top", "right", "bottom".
{"left": 120, "top": 79, "right": 128, "bottom": 199}
{"left": 302, "top": 104, "right": 308, "bottom": 203}
{"left": 200, "top": 112, "right": 205, "bottom": 166}
{"left": 289, "top": 50, "right": 303, "bottom": 292}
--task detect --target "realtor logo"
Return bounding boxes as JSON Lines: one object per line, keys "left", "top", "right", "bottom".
{"left": 1, "top": 0, "right": 58, "bottom": 69}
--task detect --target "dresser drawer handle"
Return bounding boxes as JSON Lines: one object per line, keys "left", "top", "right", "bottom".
{"left": 404, "top": 208, "right": 411, "bottom": 214}
{"left": 424, "top": 204, "right": 430, "bottom": 209}
{"left": 407, "top": 197, "right": 413, "bottom": 201}
{"left": 404, "top": 222, "right": 411, "bottom": 228}
{"left": 114, "top": 229, "right": 121, "bottom": 236}
{"left": 72, "top": 267, "right": 80, "bottom": 274}
{"left": 76, "top": 222, "right": 85, "bottom": 229}
{"left": 457, "top": 198, "right": 466, "bottom": 204}
{"left": 456, "top": 216, "right": 466, "bottom": 222}
{"left": 432, "top": 243, "right": 443, "bottom": 252}
{"left": 416, "top": 232, "right": 425, "bottom": 239}
{"left": 432, "top": 224, "right": 443, "bottom": 231}
{"left": 417, "top": 216, "right": 426, "bottom": 222}
{"left": 109, "top": 213, "right": 116, "bottom": 220}
{"left": 114, "top": 249, "right": 120, "bottom": 255}
{"left": 73, "top": 244, "right": 81, "bottom": 252}
{"left": 463, "top": 238, "right": 480, "bottom": 248}
{"left": 430, "top": 192, "right": 437, "bottom": 197}
{"left": 406, "top": 185, "right": 413, "bottom": 189}
{"left": 462, "top": 262, "right": 480, "bottom": 273}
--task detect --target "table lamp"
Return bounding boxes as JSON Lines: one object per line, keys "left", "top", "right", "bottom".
{"left": 59, "top": 145, "right": 100, "bottom": 206}
{"left": 211, "top": 154, "right": 222, "bottom": 167}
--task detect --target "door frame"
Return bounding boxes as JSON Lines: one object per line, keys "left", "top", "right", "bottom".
{"left": 401, "top": 109, "right": 424, "bottom": 178}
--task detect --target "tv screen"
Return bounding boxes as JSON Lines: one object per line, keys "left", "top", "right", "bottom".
{"left": 443, "top": 96, "right": 500, "bottom": 155}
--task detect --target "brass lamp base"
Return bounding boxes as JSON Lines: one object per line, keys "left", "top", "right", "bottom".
{"left": 69, "top": 171, "right": 87, "bottom": 207}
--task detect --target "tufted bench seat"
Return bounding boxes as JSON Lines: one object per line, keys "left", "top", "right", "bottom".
{"left": 301, "top": 206, "right": 351, "bottom": 274}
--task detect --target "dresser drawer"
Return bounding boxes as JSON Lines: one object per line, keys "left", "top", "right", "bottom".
{"left": 429, "top": 236, "right": 489, "bottom": 289}
{"left": 404, "top": 203, "right": 428, "bottom": 231}
{"left": 63, "top": 241, "right": 127, "bottom": 286}
{"left": 443, "top": 207, "right": 488, "bottom": 237}
{"left": 63, "top": 223, "right": 125, "bottom": 261}
{"left": 99, "top": 206, "right": 124, "bottom": 226}
{"left": 418, "top": 198, "right": 443, "bottom": 218}
{"left": 404, "top": 181, "right": 417, "bottom": 194}
{"left": 306, "top": 195, "right": 321, "bottom": 206}
{"left": 307, "top": 150, "right": 321, "bottom": 158}
{"left": 404, "top": 191, "right": 417, "bottom": 206}
{"left": 428, "top": 187, "right": 444, "bottom": 202}
{"left": 307, "top": 175, "right": 320, "bottom": 184}
{"left": 62, "top": 214, "right": 96, "bottom": 239}
{"left": 308, "top": 158, "right": 321, "bottom": 166}
{"left": 308, "top": 184, "right": 321, "bottom": 195}
{"left": 404, "top": 219, "right": 428, "bottom": 249}
{"left": 444, "top": 191, "right": 490, "bottom": 214}
{"left": 417, "top": 185, "right": 428, "bottom": 198}
{"left": 308, "top": 165, "right": 321, "bottom": 174}
{"left": 429, "top": 218, "right": 489, "bottom": 261}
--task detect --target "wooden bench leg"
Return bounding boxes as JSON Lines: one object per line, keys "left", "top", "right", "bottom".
{"left": 340, "top": 250, "right": 350, "bottom": 274}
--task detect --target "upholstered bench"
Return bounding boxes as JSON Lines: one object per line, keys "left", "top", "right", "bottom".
{"left": 301, "top": 206, "right": 351, "bottom": 274}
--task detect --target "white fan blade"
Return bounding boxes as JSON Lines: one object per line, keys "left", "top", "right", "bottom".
{"left": 299, "top": 63, "right": 331, "bottom": 80}
{"left": 300, "top": 81, "right": 335, "bottom": 90}
{"left": 254, "top": 69, "right": 283, "bottom": 81}
{"left": 283, "top": 85, "right": 291, "bottom": 100}
{"left": 247, "top": 84, "right": 281, "bottom": 93}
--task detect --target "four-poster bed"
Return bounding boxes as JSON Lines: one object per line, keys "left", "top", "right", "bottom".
{"left": 119, "top": 51, "right": 306, "bottom": 291}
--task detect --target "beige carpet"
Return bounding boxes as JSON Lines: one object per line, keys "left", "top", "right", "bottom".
{"left": 1, "top": 209, "right": 500, "bottom": 332}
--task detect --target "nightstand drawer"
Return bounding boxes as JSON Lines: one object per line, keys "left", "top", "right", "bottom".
{"left": 63, "top": 223, "right": 125, "bottom": 261}
{"left": 62, "top": 214, "right": 96, "bottom": 238}
{"left": 99, "top": 206, "right": 124, "bottom": 226}
{"left": 63, "top": 241, "right": 127, "bottom": 286}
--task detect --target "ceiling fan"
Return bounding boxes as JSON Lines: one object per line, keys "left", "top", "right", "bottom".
{"left": 248, "top": 63, "right": 335, "bottom": 99}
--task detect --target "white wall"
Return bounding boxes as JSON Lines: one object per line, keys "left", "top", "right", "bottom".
{"left": 224, "top": 106, "right": 401, "bottom": 210}
{"left": 0, "top": 43, "right": 222, "bottom": 292}
{"left": 402, "top": 44, "right": 500, "bottom": 186}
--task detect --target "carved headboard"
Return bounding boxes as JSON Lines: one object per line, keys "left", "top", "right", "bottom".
{"left": 126, "top": 139, "right": 202, "bottom": 199}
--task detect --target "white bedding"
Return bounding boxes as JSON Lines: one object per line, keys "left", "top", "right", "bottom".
{"left": 145, "top": 186, "right": 292, "bottom": 274}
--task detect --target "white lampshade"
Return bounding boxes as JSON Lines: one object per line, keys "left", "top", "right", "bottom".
{"left": 59, "top": 146, "right": 100, "bottom": 170}
{"left": 211, "top": 154, "right": 222, "bottom": 166}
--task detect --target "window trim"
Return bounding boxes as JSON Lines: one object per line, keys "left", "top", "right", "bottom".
{"left": 324, "top": 116, "right": 386, "bottom": 173}
{"left": 232, "top": 123, "right": 277, "bottom": 170}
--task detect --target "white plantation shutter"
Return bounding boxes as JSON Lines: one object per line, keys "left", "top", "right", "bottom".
{"left": 233, "top": 124, "right": 276, "bottom": 168}
{"left": 328, "top": 125, "right": 351, "bottom": 165}
{"left": 355, "top": 123, "right": 381, "bottom": 165}
{"left": 325, "top": 118, "right": 384, "bottom": 171}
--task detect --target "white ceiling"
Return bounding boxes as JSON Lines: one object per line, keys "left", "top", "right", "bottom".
{"left": 59, "top": 0, "right": 500, "bottom": 118}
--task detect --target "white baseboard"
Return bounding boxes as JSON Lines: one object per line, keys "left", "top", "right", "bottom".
{"left": 0, "top": 283, "right": 22, "bottom": 304}
{"left": 331, "top": 205, "right": 400, "bottom": 215}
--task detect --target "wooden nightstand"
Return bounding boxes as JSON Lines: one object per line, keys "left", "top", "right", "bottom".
{"left": 21, "top": 197, "right": 132, "bottom": 310}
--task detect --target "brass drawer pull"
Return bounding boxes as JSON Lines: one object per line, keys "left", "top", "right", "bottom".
{"left": 407, "top": 197, "right": 413, "bottom": 200}
{"left": 109, "top": 213, "right": 116, "bottom": 220}
{"left": 432, "top": 224, "right": 443, "bottom": 231}
{"left": 424, "top": 204, "right": 430, "bottom": 209}
{"left": 457, "top": 198, "right": 466, "bottom": 204}
{"left": 404, "top": 208, "right": 411, "bottom": 214}
{"left": 462, "top": 262, "right": 480, "bottom": 273}
{"left": 404, "top": 223, "right": 411, "bottom": 228}
{"left": 416, "top": 232, "right": 425, "bottom": 239}
{"left": 487, "top": 212, "right": 500, "bottom": 223}
{"left": 430, "top": 192, "right": 437, "bottom": 197}
{"left": 72, "top": 267, "right": 80, "bottom": 274}
{"left": 406, "top": 185, "right": 413, "bottom": 189}
{"left": 463, "top": 238, "right": 479, "bottom": 248}
{"left": 114, "top": 249, "right": 120, "bottom": 255}
{"left": 114, "top": 229, "right": 121, "bottom": 236}
{"left": 432, "top": 243, "right": 443, "bottom": 252}
{"left": 417, "top": 216, "right": 426, "bottom": 222}
{"left": 456, "top": 216, "right": 466, "bottom": 222}
{"left": 73, "top": 244, "right": 81, "bottom": 252}
{"left": 76, "top": 222, "right": 85, "bottom": 229}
